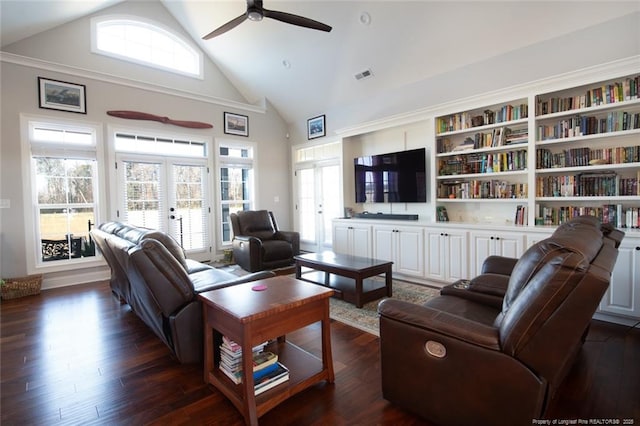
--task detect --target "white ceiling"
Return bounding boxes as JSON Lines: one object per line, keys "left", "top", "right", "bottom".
{"left": 2, "top": 1, "right": 639, "bottom": 127}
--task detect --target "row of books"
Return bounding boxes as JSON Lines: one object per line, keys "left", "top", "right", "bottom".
{"left": 536, "top": 146, "right": 640, "bottom": 169}
{"left": 439, "top": 150, "right": 527, "bottom": 176}
{"left": 535, "top": 75, "right": 640, "bottom": 116}
{"left": 218, "top": 336, "right": 289, "bottom": 396}
{"left": 436, "top": 104, "right": 528, "bottom": 133}
{"left": 437, "top": 180, "right": 528, "bottom": 200}
{"left": 536, "top": 172, "right": 639, "bottom": 197}
{"left": 535, "top": 204, "right": 640, "bottom": 228}
{"left": 536, "top": 111, "right": 640, "bottom": 141}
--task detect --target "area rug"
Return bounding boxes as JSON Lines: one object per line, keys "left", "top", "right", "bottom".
{"left": 328, "top": 279, "right": 440, "bottom": 336}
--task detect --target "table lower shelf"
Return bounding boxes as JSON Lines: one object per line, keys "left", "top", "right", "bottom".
{"left": 299, "top": 270, "right": 389, "bottom": 306}
{"left": 208, "top": 339, "right": 329, "bottom": 417}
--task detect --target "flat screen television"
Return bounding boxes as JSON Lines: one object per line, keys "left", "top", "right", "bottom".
{"left": 354, "top": 147, "right": 426, "bottom": 203}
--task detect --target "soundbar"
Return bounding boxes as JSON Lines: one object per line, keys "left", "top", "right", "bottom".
{"left": 353, "top": 213, "right": 419, "bottom": 220}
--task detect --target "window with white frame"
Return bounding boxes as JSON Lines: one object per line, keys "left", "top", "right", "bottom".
{"left": 26, "top": 120, "right": 102, "bottom": 268}
{"left": 91, "top": 16, "right": 203, "bottom": 78}
{"left": 218, "top": 142, "right": 255, "bottom": 245}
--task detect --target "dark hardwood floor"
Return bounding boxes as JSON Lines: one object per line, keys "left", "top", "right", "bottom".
{"left": 1, "top": 281, "right": 638, "bottom": 425}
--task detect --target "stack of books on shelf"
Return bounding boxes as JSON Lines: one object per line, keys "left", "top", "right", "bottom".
{"left": 219, "top": 336, "right": 289, "bottom": 395}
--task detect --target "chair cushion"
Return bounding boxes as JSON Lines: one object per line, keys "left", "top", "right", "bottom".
{"left": 261, "top": 240, "right": 293, "bottom": 262}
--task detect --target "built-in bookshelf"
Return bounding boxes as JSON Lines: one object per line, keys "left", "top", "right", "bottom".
{"left": 433, "top": 71, "right": 640, "bottom": 228}
{"left": 533, "top": 73, "right": 640, "bottom": 227}
{"left": 434, "top": 98, "right": 530, "bottom": 225}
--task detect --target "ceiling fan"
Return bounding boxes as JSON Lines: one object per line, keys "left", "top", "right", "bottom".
{"left": 202, "top": 0, "right": 332, "bottom": 40}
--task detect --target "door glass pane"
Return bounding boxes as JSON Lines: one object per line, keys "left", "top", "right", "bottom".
{"left": 321, "top": 165, "right": 341, "bottom": 245}
{"left": 123, "top": 161, "right": 162, "bottom": 230}
{"left": 172, "top": 164, "right": 206, "bottom": 250}
{"left": 297, "top": 168, "right": 316, "bottom": 242}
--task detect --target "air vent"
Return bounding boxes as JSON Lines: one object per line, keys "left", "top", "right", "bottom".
{"left": 355, "top": 69, "right": 373, "bottom": 81}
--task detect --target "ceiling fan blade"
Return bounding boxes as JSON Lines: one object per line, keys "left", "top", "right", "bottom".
{"left": 263, "top": 9, "right": 332, "bottom": 32}
{"left": 202, "top": 14, "right": 247, "bottom": 40}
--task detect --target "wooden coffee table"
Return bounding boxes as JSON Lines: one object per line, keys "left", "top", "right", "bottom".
{"left": 295, "top": 251, "right": 393, "bottom": 308}
{"left": 199, "top": 275, "right": 334, "bottom": 426}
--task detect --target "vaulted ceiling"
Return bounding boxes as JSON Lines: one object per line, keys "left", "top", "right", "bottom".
{"left": 2, "top": 1, "right": 639, "bottom": 130}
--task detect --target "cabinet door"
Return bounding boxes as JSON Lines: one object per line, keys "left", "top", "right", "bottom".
{"left": 446, "top": 230, "right": 468, "bottom": 282}
{"left": 372, "top": 226, "right": 395, "bottom": 264}
{"left": 470, "top": 231, "right": 524, "bottom": 276}
{"left": 351, "top": 225, "right": 372, "bottom": 258}
{"left": 424, "top": 229, "right": 446, "bottom": 281}
{"left": 395, "top": 226, "right": 424, "bottom": 277}
{"left": 599, "top": 239, "right": 640, "bottom": 319}
{"left": 496, "top": 233, "right": 525, "bottom": 259}
{"left": 332, "top": 224, "right": 351, "bottom": 255}
{"left": 470, "top": 232, "right": 495, "bottom": 276}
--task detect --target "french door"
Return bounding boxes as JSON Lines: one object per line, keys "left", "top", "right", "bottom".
{"left": 295, "top": 162, "right": 342, "bottom": 253}
{"left": 115, "top": 155, "right": 210, "bottom": 261}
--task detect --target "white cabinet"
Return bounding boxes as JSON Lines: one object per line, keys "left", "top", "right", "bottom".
{"left": 526, "top": 231, "right": 553, "bottom": 249}
{"left": 599, "top": 235, "right": 640, "bottom": 319}
{"left": 372, "top": 224, "right": 424, "bottom": 278}
{"left": 332, "top": 221, "right": 371, "bottom": 258}
{"left": 424, "top": 228, "right": 468, "bottom": 283}
{"left": 469, "top": 230, "right": 525, "bottom": 276}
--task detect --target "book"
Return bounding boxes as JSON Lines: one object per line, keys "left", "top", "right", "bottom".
{"left": 254, "top": 362, "right": 289, "bottom": 395}
{"left": 220, "top": 359, "right": 281, "bottom": 385}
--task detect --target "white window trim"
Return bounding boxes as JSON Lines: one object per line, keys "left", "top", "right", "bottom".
{"left": 20, "top": 114, "right": 107, "bottom": 275}
{"left": 90, "top": 14, "right": 204, "bottom": 80}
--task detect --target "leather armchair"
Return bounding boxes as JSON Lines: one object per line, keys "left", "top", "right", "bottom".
{"left": 378, "top": 216, "right": 624, "bottom": 425}
{"left": 230, "top": 210, "right": 300, "bottom": 272}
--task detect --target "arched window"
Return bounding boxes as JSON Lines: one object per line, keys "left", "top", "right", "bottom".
{"left": 91, "top": 16, "right": 203, "bottom": 78}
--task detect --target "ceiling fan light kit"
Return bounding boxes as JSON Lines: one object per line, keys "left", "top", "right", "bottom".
{"left": 203, "top": 0, "right": 332, "bottom": 40}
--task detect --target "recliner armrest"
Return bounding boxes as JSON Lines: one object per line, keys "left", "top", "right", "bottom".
{"left": 481, "top": 255, "right": 518, "bottom": 276}
{"left": 377, "top": 299, "right": 500, "bottom": 350}
{"left": 275, "top": 230, "right": 300, "bottom": 255}
{"left": 192, "top": 270, "right": 276, "bottom": 293}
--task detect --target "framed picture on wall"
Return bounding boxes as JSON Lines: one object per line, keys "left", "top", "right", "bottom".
{"left": 224, "top": 112, "right": 249, "bottom": 136}
{"left": 38, "top": 77, "right": 86, "bottom": 114}
{"left": 307, "top": 114, "right": 326, "bottom": 139}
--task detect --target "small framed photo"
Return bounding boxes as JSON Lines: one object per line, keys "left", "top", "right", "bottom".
{"left": 307, "top": 114, "right": 326, "bottom": 139}
{"left": 38, "top": 77, "right": 86, "bottom": 114}
{"left": 224, "top": 112, "right": 249, "bottom": 137}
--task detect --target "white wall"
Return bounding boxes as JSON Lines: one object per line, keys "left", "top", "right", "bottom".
{"left": 343, "top": 121, "right": 433, "bottom": 220}
{"left": 286, "top": 11, "right": 640, "bottom": 143}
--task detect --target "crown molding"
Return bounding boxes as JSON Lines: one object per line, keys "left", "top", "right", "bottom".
{"left": 0, "top": 51, "right": 267, "bottom": 114}
{"left": 335, "top": 55, "right": 640, "bottom": 137}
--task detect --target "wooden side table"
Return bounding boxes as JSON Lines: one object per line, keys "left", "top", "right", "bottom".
{"left": 199, "top": 275, "right": 334, "bottom": 425}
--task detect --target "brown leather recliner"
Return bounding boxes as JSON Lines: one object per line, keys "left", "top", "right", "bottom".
{"left": 230, "top": 210, "right": 300, "bottom": 272}
{"left": 377, "top": 216, "right": 624, "bottom": 426}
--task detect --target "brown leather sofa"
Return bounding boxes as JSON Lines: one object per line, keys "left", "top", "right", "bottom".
{"left": 91, "top": 222, "right": 274, "bottom": 363}
{"left": 230, "top": 210, "right": 300, "bottom": 272}
{"left": 378, "top": 216, "right": 624, "bottom": 425}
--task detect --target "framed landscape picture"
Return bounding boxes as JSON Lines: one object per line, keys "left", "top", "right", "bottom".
{"left": 224, "top": 112, "right": 249, "bottom": 136}
{"left": 38, "top": 77, "right": 86, "bottom": 114}
{"left": 307, "top": 115, "right": 326, "bottom": 139}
